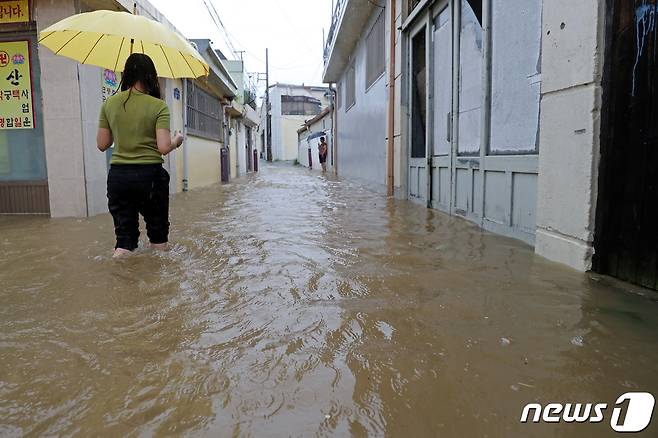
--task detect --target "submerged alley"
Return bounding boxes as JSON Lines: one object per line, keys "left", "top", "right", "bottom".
{"left": 1, "top": 0, "right": 658, "bottom": 436}
{"left": 1, "top": 165, "right": 657, "bottom": 437}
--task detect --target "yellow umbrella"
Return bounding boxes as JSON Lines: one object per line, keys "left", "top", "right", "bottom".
{"left": 38, "top": 10, "right": 209, "bottom": 79}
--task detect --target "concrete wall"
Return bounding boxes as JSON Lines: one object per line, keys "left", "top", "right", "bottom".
{"left": 229, "top": 118, "right": 238, "bottom": 179}
{"left": 78, "top": 64, "right": 108, "bottom": 216}
{"left": 235, "top": 120, "right": 246, "bottom": 176}
{"left": 535, "top": 0, "right": 605, "bottom": 271}
{"left": 187, "top": 135, "right": 220, "bottom": 190}
{"left": 280, "top": 117, "right": 306, "bottom": 161}
{"left": 164, "top": 78, "right": 184, "bottom": 193}
{"left": 37, "top": 0, "right": 87, "bottom": 218}
{"left": 336, "top": 8, "right": 388, "bottom": 191}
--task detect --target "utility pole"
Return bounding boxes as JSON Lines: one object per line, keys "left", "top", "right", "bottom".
{"left": 265, "top": 48, "right": 272, "bottom": 162}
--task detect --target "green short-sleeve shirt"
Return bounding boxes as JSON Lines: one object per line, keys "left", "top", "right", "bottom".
{"left": 99, "top": 89, "right": 171, "bottom": 165}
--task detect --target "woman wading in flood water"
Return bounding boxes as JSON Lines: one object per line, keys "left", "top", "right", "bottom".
{"left": 96, "top": 53, "right": 184, "bottom": 258}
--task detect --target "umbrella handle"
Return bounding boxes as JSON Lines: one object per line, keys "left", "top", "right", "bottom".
{"left": 130, "top": 3, "right": 137, "bottom": 54}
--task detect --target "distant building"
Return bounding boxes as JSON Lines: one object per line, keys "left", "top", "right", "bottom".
{"left": 258, "top": 84, "right": 331, "bottom": 162}
{"left": 221, "top": 54, "right": 259, "bottom": 177}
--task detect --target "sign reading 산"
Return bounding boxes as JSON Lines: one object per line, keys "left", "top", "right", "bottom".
{"left": 0, "top": 0, "right": 29, "bottom": 24}
{"left": 0, "top": 40, "right": 34, "bottom": 130}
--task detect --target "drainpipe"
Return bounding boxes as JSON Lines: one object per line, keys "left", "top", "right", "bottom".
{"left": 182, "top": 78, "right": 189, "bottom": 192}
{"left": 478, "top": 0, "right": 492, "bottom": 223}
{"left": 330, "top": 84, "right": 338, "bottom": 175}
{"left": 386, "top": 0, "right": 397, "bottom": 197}
{"left": 450, "top": 0, "right": 462, "bottom": 215}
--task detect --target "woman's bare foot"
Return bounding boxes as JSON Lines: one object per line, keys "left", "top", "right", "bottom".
{"left": 150, "top": 243, "right": 169, "bottom": 251}
{"left": 113, "top": 248, "right": 133, "bottom": 258}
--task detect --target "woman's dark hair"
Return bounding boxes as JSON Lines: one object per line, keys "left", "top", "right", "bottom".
{"left": 119, "top": 53, "right": 161, "bottom": 108}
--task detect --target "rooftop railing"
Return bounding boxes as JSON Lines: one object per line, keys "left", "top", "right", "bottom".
{"left": 323, "top": 0, "right": 347, "bottom": 67}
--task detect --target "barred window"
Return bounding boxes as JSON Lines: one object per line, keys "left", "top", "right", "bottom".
{"left": 281, "top": 95, "right": 322, "bottom": 116}
{"left": 346, "top": 62, "right": 356, "bottom": 110}
{"left": 187, "top": 81, "right": 222, "bottom": 141}
{"left": 366, "top": 11, "right": 385, "bottom": 90}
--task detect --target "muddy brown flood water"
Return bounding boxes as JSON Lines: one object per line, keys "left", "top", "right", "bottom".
{"left": 1, "top": 164, "right": 657, "bottom": 437}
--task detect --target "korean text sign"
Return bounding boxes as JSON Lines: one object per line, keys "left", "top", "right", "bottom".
{"left": 0, "top": 40, "right": 34, "bottom": 130}
{"left": 0, "top": 1, "right": 29, "bottom": 24}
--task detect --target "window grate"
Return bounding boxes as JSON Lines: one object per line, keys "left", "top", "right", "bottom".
{"left": 186, "top": 81, "right": 222, "bottom": 141}
{"left": 366, "top": 11, "right": 385, "bottom": 90}
{"left": 345, "top": 63, "right": 356, "bottom": 110}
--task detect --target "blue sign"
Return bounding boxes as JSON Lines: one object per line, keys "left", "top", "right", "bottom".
{"left": 173, "top": 88, "right": 181, "bottom": 100}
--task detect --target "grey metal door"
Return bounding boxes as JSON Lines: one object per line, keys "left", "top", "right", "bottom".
{"left": 430, "top": 6, "right": 452, "bottom": 212}
{"left": 408, "top": 22, "right": 429, "bottom": 204}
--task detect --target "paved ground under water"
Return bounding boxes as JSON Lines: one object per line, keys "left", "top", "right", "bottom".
{"left": 1, "top": 164, "right": 658, "bottom": 437}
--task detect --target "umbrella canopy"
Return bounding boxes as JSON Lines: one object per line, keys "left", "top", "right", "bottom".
{"left": 306, "top": 131, "right": 327, "bottom": 142}
{"left": 38, "top": 10, "right": 209, "bottom": 79}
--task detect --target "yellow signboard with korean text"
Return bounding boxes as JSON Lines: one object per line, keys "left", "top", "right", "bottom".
{"left": 0, "top": 40, "right": 34, "bottom": 130}
{"left": 0, "top": 0, "right": 29, "bottom": 24}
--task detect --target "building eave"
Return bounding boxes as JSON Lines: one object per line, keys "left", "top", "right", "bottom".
{"left": 191, "top": 39, "right": 238, "bottom": 98}
{"left": 322, "top": 0, "right": 376, "bottom": 83}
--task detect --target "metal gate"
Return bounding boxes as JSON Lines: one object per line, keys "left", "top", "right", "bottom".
{"left": 408, "top": 21, "right": 429, "bottom": 204}
{"left": 405, "top": 0, "right": 541, "bottom": 246}
{"left": 594, "top": 0, "right": 658, "bottom": 290}
{"left": 430, "top": 5, "right": 453, "bottom": 212}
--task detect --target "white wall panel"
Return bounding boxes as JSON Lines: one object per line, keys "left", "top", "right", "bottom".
{"left": 457, "top": 0, "right": 482, "bottom": 155}
{"left": 336, "top": 10, "right": 388, "bottom": 189}
{"left": 490, "top": 0, "right": 542, "bottom": 154}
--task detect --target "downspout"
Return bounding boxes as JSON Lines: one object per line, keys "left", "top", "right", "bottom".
{"left": 330, "top": 83, "right": 338, "bottom": 175}
{"left": 329, "top": 84, "right": 338, "bottom": 175}
{"left": 182, "top": 79, "right": 189, "bottom": 192}
{"left": 479, "top": 0, "right": 492, "bottom": 223}
{"left": 450, "top": 0, "right": 462, "bottom": 215}
{"left": 386, "top": 0, "right": 397, "bottom": 196}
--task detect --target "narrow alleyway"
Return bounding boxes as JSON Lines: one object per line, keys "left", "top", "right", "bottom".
{"left": 1, "top": 164, "right": 657, "bottom": 437}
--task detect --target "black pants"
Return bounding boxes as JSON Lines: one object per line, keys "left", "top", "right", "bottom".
{"left": 107, "top": 164, "right": 170, "bottom": 251}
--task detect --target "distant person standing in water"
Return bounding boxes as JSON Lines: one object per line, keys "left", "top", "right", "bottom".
{"left": 318, "top": 136, "right": 328, "bottom": 173}
{"left": 96, "top": 53, "right": 184, "bottom": 258}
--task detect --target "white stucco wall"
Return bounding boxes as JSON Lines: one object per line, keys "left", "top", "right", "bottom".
{"left": 336, "top": 9, "right": 387, "bottom": 191}
{"left": 187, "top": 135, "right": 221, "bottom": 190}
{"left": 37, "top": 0, "right": 87, "bottom": 218}
{"left": 78, "top": 64, "right": 108, "bottom": 216}
{"left": 236, "top": 120, "right": 247, "bottom": 176}
{"left": 164, "top": 78, "right": 184, "bottom": 193}
{"left": 535, "top": 0, "right": 605, "bottom": 271}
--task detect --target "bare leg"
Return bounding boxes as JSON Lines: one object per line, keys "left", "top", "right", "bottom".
{"left": 113, "top": 248, "right": 133, "bottom": 258}
{"left": 150, "top": 242, "right": 169, "bottom": 251}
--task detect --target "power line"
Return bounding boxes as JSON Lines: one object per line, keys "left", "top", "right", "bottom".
{"left": 201, "top": 0, "right": 238, "bottom": 56}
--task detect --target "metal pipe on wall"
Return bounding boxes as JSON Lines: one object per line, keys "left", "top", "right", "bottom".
{"left": 450, "top": 0, "right": 462, "bottom": 215}
{"left": 478, "top": 0, "right": 492, "bottom": 223}
{"left": 387, "top": 0, "right": 397, "bottom": 196}
{"left": 332, "top": 84, "right": 338, "bottom": 176}
{"left": 182, "top": 78, "right": 189, "bottom": 192}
